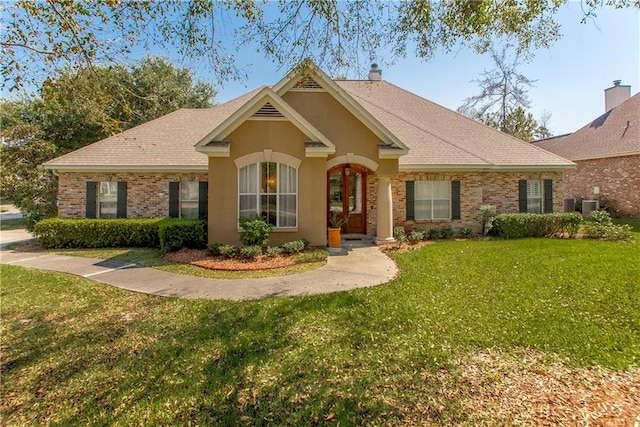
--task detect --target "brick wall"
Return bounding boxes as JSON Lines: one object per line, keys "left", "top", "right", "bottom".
{"left": 562, "top": 155, "right": 640, "bottom": 218}
{"left": 381, "top": 170, "right": 563, "bottom": 235}
{"left": 57, "top": 172, "right": 208, "bottom": 218}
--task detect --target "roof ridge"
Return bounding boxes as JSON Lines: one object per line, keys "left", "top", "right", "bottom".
{"left": 380, "top": 81, "right": 576, "bottom": 165}
{"left": 345, "top": 82, "right": 492, "bottom": 164}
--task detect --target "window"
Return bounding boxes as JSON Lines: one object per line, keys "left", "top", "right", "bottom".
{"left": 180, "top": 182, "right": 199, "bottom": 219}
{"left": 526, "top": 180, "right": 543, "bottom": 214}
{"left": 238, "top": 162, "right": 297, "bottom": 227}
{"left": 98, "top": 182, "right": 118, "bottom": 218}
{"left": 519, "top": 179, "right": 553, "bottom": 214}
{"left": 414, "top": 181, "right": 451, "bottom": 220}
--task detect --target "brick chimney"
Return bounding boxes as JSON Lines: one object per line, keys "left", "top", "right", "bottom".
{"left": 368, "top": 63, "right": 382, "bottom": 81}
{"left": 604, "top": 80, "right": 631, "bottom": 112}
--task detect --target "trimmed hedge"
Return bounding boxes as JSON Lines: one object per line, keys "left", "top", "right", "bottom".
{"left": 492, "top": 212, "right": 583, "bottom": 239}
{"left": 157, "top": 218, "right": 207, "bottom": 253}
{"left": 33, "top": 217, "right": 207, "bottom": 251}
{"left": 33, "top": 218, "right": 162, "bottom": 248}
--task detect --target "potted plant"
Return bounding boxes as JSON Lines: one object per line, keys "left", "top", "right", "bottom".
{"left": 328, "top": 210, "right": 349, "bottom": 248}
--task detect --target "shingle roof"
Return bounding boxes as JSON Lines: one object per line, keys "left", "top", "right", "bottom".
{"left": 45, "top": 77, "right": 574, "bottom": 171}
{"left": 43, "top": 88, "right": 262, "bottom": 170}
{"left": 336, "top": 80, "right": 574, "bottom": 169}
{"left": 532, "top": 93, "right": 640, "bottom": 161}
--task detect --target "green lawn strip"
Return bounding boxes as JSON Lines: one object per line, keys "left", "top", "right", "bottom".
{"left": 613, "top": 218, "right": 640, "bottom": 232}
{"left": 0, "top": 218, "right": 25, "bottom": 230}
{"left": 2, "top": 237, "right": 638, "bottom": 425}
{"left": 53, "top": 247, "right": 328, "bottom": 279}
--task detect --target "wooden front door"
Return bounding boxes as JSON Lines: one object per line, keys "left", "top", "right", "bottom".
{"left": 328, "top": 165, "right": 367, "bottom": 234}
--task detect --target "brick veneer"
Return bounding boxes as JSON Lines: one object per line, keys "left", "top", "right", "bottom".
{"left": 365, "top": 170, "right": 563, "bottom": 235}
{"left": 57, "top": 169, "right": 563, "bottom": 236}
{"left": 561, "top": 155, "right": 640, "bottom": 218}
{"left": 57, "top": 172, "right": 208, "bottom": 218}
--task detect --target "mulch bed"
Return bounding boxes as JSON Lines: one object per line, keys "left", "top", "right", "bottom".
{"left": 163, "top": 248, "right": 299, "bottom": 271}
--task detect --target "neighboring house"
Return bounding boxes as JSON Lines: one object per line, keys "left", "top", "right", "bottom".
{"left": 534, "top": 81, "right": 640, "bottom": 218}
{"left": 43, "top": 62, "right": 574, "bottom": 246}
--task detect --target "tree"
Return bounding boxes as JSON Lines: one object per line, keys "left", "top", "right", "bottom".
{"left": 38, "top": 56, "right": 217, "bottom": 152}
{"left": 0, "top": 57, "right": 216, "bottom": 224}
{"left": 458, "top": 47, "right": 537, "bottom": 132}
{"left": 4, "top": 1, "right": 637, "bottom": 90}
{"left": 534, "top": 110, "right": 554, "bottom": 140}
{"left": 500, "top": 107, "right": 541, "bottom": 142}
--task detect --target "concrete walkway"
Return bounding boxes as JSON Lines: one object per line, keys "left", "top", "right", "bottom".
{"left": 0, "top": 238, "right": 398, "bottom": 301}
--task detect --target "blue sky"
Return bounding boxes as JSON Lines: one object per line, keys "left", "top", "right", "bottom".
{"left": 190, "top": 2, "right": 638, "bottom": 136}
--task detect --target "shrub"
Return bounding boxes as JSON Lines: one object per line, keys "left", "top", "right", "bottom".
{"left": 426, "top": 228, "right": 440, "bottom": 240}
{"left": 240, "top": 245, "right": 263, "bottom": 259}
{"left": 582, "top": 211, "right": 633, "bottom": 242}
{"left": 457, "top": 227, "right": 473, "bottom": 238}
{"left": 282, "top": 240, "right": 305, "bottom": 254}
{"left": 157, "top": 218, "right": 207, "bottom": 253}
{"left": 393, "top": 226, "right": 407, "bottom": 243}
{"left": 439, "top": 227, "right": 454, "bottom": 239}
{"left": 266, "top": 246, "right": 283, "bottom": 256}
{"left": 480, "top": 204, "right": 497, "bottom": 236}
{"left": 408, "top": 229, "right": 425, "bottom": 243}
{"left": 217, "top": 244, "right": 236, "bottom": 258}
{"left": 493, "top": 213, "right": 585, "bottom": 239}
{"left": 32, "top": 218, "right": 161, "bottom": 249}
{"left": 590, "top": 210, "right": 613, "bottom": 225}
{"left": 582, "top": 222, "right": 634, "bottom": 242}
{"left": 239, "top": 217, "right": 272, "bottom": 246}
{"left": 598, "top": 196, "right": 619, "bottom": 217}
{"left": 207, "top": 242, "right": 223, "bottom": 255}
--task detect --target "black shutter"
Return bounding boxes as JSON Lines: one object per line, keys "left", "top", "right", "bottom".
{"left": 544, "top": 179, "right": 554, "bottom": 213}
{"left": 169, "top": 182, "right": 179, "bottom": 218}
{"left": 451, "top": 180, "right": 461, "bottom": 220}
{"left": 406, "top": 181, "right": 415, "bottom": 221}
{"left": 86, "top": 181, "right": 96, "bottom": 218}
{"left": 116, "top": 181, "right": 127, "bottom": 218}
{"left": 198, "top": 181, "right": 208, "bottom": 220}
{"left": 518, "top": 180, "right": 528, "bottom": 213}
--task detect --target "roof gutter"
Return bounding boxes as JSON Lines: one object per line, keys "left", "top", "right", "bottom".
{"left": 399, "top": 163, "right": 576, "bottom": 172}
{"left": 42, "top": 165, "right": 208, "bottom": 173}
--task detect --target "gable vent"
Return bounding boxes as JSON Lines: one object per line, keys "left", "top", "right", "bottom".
{"left": 252, "top": 102, "right": 284, "bottom": 118}
{"left": 293, "top": 77, "right": 323, "bottom": 90}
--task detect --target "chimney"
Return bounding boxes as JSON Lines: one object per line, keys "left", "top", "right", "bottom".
{"left": 368, "top": 63, "right": 382, "bottom": 81}
{"left": 604, "top": 80, "right": 631, "bottom": 112}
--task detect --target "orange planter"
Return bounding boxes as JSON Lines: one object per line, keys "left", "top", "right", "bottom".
{"left": 327, "top": 227, "right": 341, "bottom": 248}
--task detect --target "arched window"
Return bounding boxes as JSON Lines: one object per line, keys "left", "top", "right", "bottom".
{"left": 238, "top": 162, "right": 297, "bottom": 228}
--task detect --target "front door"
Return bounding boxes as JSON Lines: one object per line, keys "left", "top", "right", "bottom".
{"left": 328, "top": 165, "right": 367, "bottom": 234}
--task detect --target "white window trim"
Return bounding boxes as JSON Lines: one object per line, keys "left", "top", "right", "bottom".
{"left": 98, "top": 181, "right": 117, "bottom": 218}
{"left": 414, "top": 181, "right": 452, "bottom": 221}
{"left": 237, "top": 161, "right": 298, "bottom": 229}
{"left": 179, "top": 181, "right": 199, "bottom": 219}
{"left": 527, "top": 180, "right": 543, "bottom": 214}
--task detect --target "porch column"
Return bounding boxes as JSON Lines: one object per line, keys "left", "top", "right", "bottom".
{"left": 376, "top": 175, "right": 394, "bottom": 243}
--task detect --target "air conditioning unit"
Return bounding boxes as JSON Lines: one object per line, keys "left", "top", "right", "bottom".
{"left": 563, "top": 198, "right": 575, "bottom": 212}
{"left": 582, "top": 200, "right": 599, "bottom": 217}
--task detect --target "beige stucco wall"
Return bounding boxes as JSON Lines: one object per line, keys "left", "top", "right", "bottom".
{"left": 207, "top": 120, "right": 329, "bottom": 246}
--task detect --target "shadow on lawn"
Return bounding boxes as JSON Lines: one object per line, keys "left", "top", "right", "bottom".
{"left": 5, "top": 282, "right": 449, "bottom": 425}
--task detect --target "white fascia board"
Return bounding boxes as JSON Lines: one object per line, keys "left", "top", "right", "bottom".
{"left": 42, "top": 165, "right": 208, "bottom": 173}
{"left": 273, "top": 61, "right": 408, "bottom": 152}
{"left": 305, "top": 146, "right": 335, "bottom": 157}
{"left": 379, "top": 146, "right": 408, "bottom": 159}
{"left": 399, "top": 163, "right": 576, "bottom": 172}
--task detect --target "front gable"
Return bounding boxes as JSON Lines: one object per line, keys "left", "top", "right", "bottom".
{"left": 195, "top": 87, "right": 335, "bottom": 158}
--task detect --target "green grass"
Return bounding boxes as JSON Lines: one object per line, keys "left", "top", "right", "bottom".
{"left": 2, "top": 237, "right": 639, "bottom": 425}
{"left": 0, "top": 217, "right": 24, "bottom": 230}
{"left": 53, "top": 247, "right": 329, "bottom": 279}
{"left": 613, "top": 217, "right": 640, "bottom": 232}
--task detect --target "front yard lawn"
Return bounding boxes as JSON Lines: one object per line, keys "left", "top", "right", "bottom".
{"left": 2, "top": 236, "right": 638, "bottom": 425}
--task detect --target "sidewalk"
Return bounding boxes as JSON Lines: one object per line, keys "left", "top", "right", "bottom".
{"left": 0, "top": 239, "right": 398, "bottom": 301}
